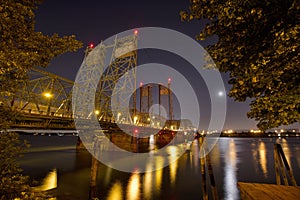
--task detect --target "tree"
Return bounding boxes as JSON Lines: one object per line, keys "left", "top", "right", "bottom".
{"left": 0, "top": 131, "right": 28, "bottom": 199}
{"left": 181, "top": 0, "right": 300, "bottom": 130}
{"left": 0, "top": 0, "right": 82, "bottom": 95}
{"left": 0, "top": 0, "right": 82, "bottom": 198}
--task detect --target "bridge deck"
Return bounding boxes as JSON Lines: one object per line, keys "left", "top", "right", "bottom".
{"left": 238, "top": 182, "right": 300, "bottom": 200}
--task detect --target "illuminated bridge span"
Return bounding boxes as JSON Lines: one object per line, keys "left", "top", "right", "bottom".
{"left": 5, "top": 32, "right": 195, "bottom": 132}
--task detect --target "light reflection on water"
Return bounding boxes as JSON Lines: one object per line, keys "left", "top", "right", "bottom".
{"left": 144, "top": 163, "right": 153, "bottom": 200}
{"left": 154, "top": 156, "right": 164, "bottom": 197}
{"left": 166, "top": 146, "right": 180, "bottom": 188}
{"left": 279, "top": 138, "right": 291, "bottom": 166}
{"left": 33, "top": 169, "right": 57, "bottom": 192}
{"left": 224, "top": 139, "right": 238, "bottom": 200}
{"left": 258, "top": 141, "right": 268, "bottom": 177}
{"left": 19, "top": 135, "right": 300, "bottom": 200}
{"left": 126, "top": 171, "right": 141, "bottom": 200}
{"left": 107, "top": 181, "right": 123, "bottom": 200}
{"left": 251, "top": 140, "right": 269, "bottom": 178}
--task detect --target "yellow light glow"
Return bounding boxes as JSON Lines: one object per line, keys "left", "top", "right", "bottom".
{"left": 251, "top": 129, "right": 262, "bottom": 134}
{"left": 44, "top": 92, "right": 52, "bottom": 98}
{"left": 107, "top": 181, "right": 123, "bottom": 200}
{"left": 94, "top": 110, "right": 100, "bottom": 115}
{"left": 155, "top": 157, "right": 164, "bottom": 196}
{"left": 126, "top": 172, "right": 140, "bottom": 200}
{"left": 33, "top": 169, "right": 57, "bottom": 191}
{"left": 167, "top": 146, "right": 179, "bottom": 187}
{"left": 133, "top": 116, "right": 138, "bottom": 124}
{"left": 259, "top": 141, "right": 267, "bottom": 177}
{"left": 143, "top": 163, "right": 153, "bottom": 199}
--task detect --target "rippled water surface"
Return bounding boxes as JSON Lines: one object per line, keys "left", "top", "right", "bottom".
{"left": 19, "top": 135, "right": 300, "bottom": 200}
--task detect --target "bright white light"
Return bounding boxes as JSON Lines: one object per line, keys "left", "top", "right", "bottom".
{"left": 218, "top": 91, "right": 224, "bottom": 97}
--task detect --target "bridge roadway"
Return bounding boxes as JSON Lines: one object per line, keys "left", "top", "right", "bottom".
{"left": 9, "top": 112, "right": 195, "bottom": 136}
{"left": 8, "top": 112, "right": 197, "bottom": 153}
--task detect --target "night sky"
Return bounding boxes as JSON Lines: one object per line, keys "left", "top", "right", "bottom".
{"left": 34, "top": 0, "right": 298, "bottom": 130}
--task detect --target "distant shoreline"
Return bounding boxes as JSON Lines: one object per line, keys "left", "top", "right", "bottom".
{"left": 218, "top": 132, "right": 299, "bottom": 138}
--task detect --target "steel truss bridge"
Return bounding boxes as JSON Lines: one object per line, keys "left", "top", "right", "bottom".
{"left": 4, "top": 33, "right": 183, "bottom": 131}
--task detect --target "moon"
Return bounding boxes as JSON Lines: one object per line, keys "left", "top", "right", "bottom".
{"left": 218, "top": 91, "right": 224, "bottom": 97}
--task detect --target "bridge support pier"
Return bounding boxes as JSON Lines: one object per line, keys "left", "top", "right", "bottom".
{"left": 89, "top": 139, "right": 101, "bottom": 200}
{"left": 76, "top": 137, "right": 85, "bottom": 151}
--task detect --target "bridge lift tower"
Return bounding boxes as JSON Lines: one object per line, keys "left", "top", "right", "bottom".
{"left": 74, "top": 32, "right": 138, "bottom": 124}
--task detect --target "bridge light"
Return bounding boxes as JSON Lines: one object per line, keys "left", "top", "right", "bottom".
{"left": 117, "top": 112, "right": 122, "bottom": 121}
{"left": 168, "top": 78, "right": 171, "bottom": 83}
{"left": 44, "top": 92, "right": 52, "bottom": 98}
{"left": 95, "top": 110, "right": 100, "bottom": 115}
{"left": 133, "top": 116, "right": 138, "bottom": 124}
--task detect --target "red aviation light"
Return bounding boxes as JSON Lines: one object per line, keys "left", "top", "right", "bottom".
{"left": 134, "top": 29, "right": 138, "bottom": 35}
{"left": 89, "top": 43, "right": 94, "bottom": 48}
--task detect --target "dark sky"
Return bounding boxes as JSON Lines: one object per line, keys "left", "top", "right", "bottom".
{"left": 34, "top": 0, "right": 298, "bottom": 130}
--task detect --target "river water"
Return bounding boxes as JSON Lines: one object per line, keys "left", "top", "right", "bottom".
{"left": 18, "top": 135, "right": 300, "bottom": 200}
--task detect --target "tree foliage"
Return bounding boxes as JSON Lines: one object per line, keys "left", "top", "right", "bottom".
{"left": 0, "top": 0, "right": 82, "bottom": 198}
{"left": 0, "top": 0, "right": 82, "bottom": 95}
{"left": 0, "top": 132, "right": 29, "bottom": 199}
{"left": 181, "top": 0, "right": 300, "bottom": 130}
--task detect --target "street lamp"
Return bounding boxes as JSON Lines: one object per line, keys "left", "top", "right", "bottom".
{"left": 43, "top": 92, "right": 53, "bottom": 115}
{"left": 44, "top": 92, "right": 52, "bottom": 98}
